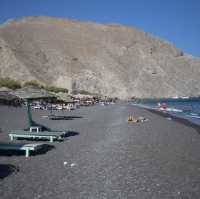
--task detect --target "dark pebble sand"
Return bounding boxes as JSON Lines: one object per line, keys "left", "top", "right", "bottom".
{"left": 0, "top": 103, "right": 200, "bottom": 199}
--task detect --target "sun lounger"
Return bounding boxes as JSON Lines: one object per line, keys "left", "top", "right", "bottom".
{"left": 0, "top": 142, "right": 43, "bottom": 157}
{"left": 9, "top": 130, "right": 66, "bottom": 142}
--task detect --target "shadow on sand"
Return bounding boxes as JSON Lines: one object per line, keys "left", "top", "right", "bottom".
{"left": 48, "top": 115, "right": 83, "bottom": 120}
{"left": 0, "top": 144, "right": 55, "bottom": 157}
{"left": 64, "top": 131, "right": 79, "bottom": 138}
{"left": 0, "top": 164, "right": 19, "bottom": 179}
{"left": 25, "top": 118, "right": 82, "bottom": 131}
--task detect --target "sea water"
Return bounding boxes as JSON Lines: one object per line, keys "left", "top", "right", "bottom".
{"left": 133, "top": 97, "right": 200, "bottom": 126}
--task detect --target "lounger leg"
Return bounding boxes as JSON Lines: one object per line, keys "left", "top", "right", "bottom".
{"left": 25, "top": 149, "right": 30, "bottom": 157}
{"left": 10, "top": 134, "right": 14, "bottom": 141}
{"left": 50, "top": 136, "right": 53, "bottom": 143}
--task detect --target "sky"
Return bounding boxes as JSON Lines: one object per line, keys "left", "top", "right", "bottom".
{"left": 0, "top": 0, "right": 200, "bottom": 57}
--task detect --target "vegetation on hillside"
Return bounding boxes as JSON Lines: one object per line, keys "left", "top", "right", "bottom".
{"left": 23, "top": 80, "right": 42, "bottom": 88}
{"left": 0, "top": 78, "right": 68, "bottom": 93}
{"left": 0, "top": 77, "right": 21, "bottom": 89}
{"left": 44, "top": 85, "right": 68, "bottom": 93}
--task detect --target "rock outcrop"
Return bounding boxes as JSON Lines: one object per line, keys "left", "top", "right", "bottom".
{"left": 0, "top": 16, "right": 200, "bottom": 98}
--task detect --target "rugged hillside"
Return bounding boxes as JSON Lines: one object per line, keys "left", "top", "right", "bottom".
{"left": 0, "top": 16, "right": 200, "bottom": 98}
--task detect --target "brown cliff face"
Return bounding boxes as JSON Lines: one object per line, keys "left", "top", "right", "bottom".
{"left": 0, "top": 16, "right": 200, "bottom": 98}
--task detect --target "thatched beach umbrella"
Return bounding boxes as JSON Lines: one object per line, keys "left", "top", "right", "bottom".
{"left": 56, "top": 92, "right": 74, "bottom": 103}
{"left": 73, "top": 94, "right": 94, "bottom": 99}
{"left": 0, "top": 87, "right": 19, "bottom": 105}
{"left": 0, "top": 87, "right": 13, "bottom": 92}
{"left": 0, "top": 92, "right": 16, "bottom": 101}
{"left": 11, "top": 87, "right": 56, "bottom": 127}
{"left": 11, "top": 87, "right": 55, "bottom": 100}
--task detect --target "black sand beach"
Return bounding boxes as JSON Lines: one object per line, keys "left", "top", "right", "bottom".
{"left": 0, "top": 104, "right": 200, "bottom": 199}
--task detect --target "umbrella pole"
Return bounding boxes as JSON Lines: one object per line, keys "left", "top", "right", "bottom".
{"left": 27, "top": 99, "right": 33, "bottom": 128}
{"left": 47, "top": 98, "right": 53, "bottom": 116}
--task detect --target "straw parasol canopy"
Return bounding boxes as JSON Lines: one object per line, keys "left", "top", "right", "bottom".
{"left": 11, "top": 87, "right": 56, "bottom": 100}
{"left": 55, "top": 92, "right": 74, "bottom": 103}
{"left": 0, "top": 92, "right": 17, "bottom": 101}
{"left": 72, "top": 93, "right": 95, "bottom": 99}
{"left": 11, "top": 87, "right": 56, "bottom": 127}
{"left": 0, "top": 87, "right": 19, "bottom": 105}
{"left": 0, "top": 87, "right": 13, "bottom": 92}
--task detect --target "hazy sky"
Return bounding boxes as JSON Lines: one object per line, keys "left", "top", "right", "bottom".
{"left": 0, "top": 0, "right": 200, "bottom": 57}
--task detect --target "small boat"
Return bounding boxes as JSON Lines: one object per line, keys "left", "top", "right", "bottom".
{"left": 165, "top": 108, "right": 183, "bottom": 113}
{"left": 172, "top": 96, "right": 179, "bottom": 99}
{"left": 157, "top": 102, "right": 167, "bottom": 109}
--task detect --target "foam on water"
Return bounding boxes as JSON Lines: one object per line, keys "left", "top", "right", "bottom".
{"left": 133, "top": 97, "right": 200, "bottom": 126}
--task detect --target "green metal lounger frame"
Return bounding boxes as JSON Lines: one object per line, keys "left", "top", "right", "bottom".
{"left": 9, "top": 130, "right": 66, "bottom": 142}
{"left": 0, "top": 142, "right": 43, "bottom": 157}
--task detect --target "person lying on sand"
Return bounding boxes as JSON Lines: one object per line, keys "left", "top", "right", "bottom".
{"left": 127, "top": 116, "right": 149, "bottom": 123}
{"left": 127, "top": 115, "right": 138, "bottom": 123}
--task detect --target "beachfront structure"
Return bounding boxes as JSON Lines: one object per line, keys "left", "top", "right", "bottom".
{"left": 71, "top": 94, "right": 99, "bottom": 106}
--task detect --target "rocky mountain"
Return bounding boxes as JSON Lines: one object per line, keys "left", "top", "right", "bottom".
{"left": 0, "top": 16, "right": 200, "bottom": 98}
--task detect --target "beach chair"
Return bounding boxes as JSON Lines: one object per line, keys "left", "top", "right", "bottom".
{"left": 0, "top": 142, "right": 43, "bottom": 157}
{"left": 9, "top": 128, "right": 66, "bottom": 143}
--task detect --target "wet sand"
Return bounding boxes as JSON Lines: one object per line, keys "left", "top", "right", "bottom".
{"left": 0, "top": 103, "right": 200, "bottom": 199}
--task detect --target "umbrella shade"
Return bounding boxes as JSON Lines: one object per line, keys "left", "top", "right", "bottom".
{"left": 72, "top": 94, "right": 90, "bottom": 99}
{"left": 56, "top": 92, "right": 74, "bottom": 103}
{"left": 0, "top": 88, "right": 20, "bottom": 106}
{"left": 0, "top": 87, "right": 13, "bottom": 92}
{"left": 0, "top": 91, "right": 17, "bottom": 101}
{"left": 11, "top": 87, "right": 56, "bottom": 100}
{"left": 11, "top": 87, "right": 56, "bottom": 128}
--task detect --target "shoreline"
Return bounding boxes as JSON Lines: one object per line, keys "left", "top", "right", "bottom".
{"left": 146, "top": 108, "right": 200, "bottom": 134}
{"left": 131, "top": 103, "right": 200, "bottom": 134}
